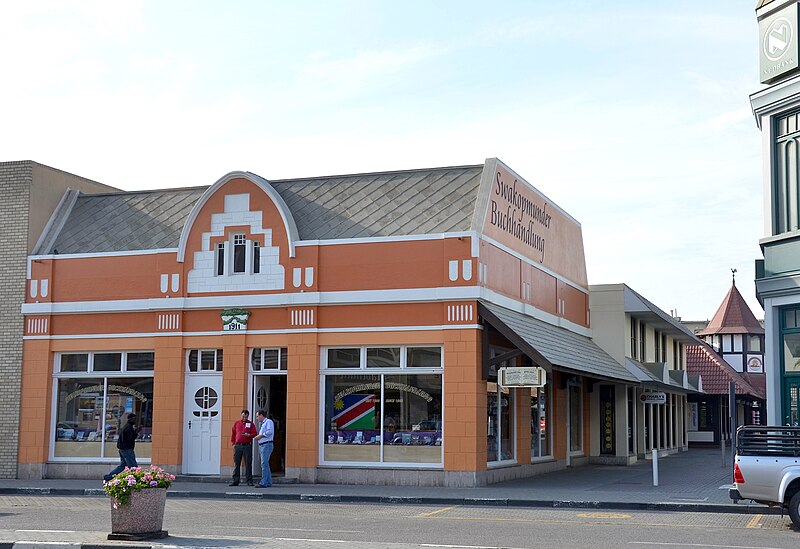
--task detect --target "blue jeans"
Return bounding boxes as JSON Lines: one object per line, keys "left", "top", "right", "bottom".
{"left": 104, "top": 448, "right": 138, "bottom": 481}
{"left": 258, "top": 442, "right": 273, "bottom": 487}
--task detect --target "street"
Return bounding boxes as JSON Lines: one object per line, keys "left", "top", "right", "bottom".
{"left": 0, "top": 496, "right": 797, "bottom": 548}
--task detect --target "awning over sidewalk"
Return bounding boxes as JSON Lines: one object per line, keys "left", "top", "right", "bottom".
{"left": 479, "top": 301, "right": 639, "bottom": 384}
{"left": 624, "top": 358, "right": 703, "bottom": 394}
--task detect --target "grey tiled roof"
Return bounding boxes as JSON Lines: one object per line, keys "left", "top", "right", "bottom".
{"left": 480, "top": 301, "right": 640, "bottom": 383}
{"left": 49, "top": 187, "right": 206, "bottom": 254}
{"left": 41, "top": 165, "right": 484, "bottom": 254}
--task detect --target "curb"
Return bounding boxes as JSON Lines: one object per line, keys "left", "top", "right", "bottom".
{"left": 0, "top": 487, "right": 777, "bottom": 515}
{"left": 0, "top": 535, "right": 161, "bottom": 548}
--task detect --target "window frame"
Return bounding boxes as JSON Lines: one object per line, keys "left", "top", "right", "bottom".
{"left": 51, "top": 352, "right": 154, "bottom": 463}
{"left": 55, "top": 351, "right": 154, "bottom": 374}
{"left": 319, "top": 345, "right": 444, "bottom": 468}
{"left": 187, "top": 349, "right": 224, "bottom": 373}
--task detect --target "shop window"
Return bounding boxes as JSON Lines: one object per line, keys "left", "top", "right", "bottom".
{"left": 327, "top": 348, "right": 361, "bottom": 368}
{"left": 408, "top": 347, "right": 442, "bottom": 367}
{"left": 53, "top": 353, "right": 154, "bottom": 462}
{"left": 94, "top": 353, "right": 122, "bottom": 372}
{"left": 487, "top": 382, "right": 514, "bottom": 463}
{"left": 60, "top": 354, "right": 88, "bottom": 372}
{"left": 320, "top": 346, "right": 443, "bottom": 466}
{"left": 530, "top": 379, "right": 551, "bottom": 459}
{"left": 366, "top": 348, "right": 400, "bottom": 368}
{"left": 250, "top": 347, "right": 287, "bottom": 371}
{"left": 188, "top": 349, "right": 223, "bottom": 372}
{"left": 57, "top": 351, "right": 153, "bottom": 374}
{"left": 126, "top": 352, "right": 155, "bottom": 371}
{"left": 568, "top": 382, "right": 583, "bottom": 454}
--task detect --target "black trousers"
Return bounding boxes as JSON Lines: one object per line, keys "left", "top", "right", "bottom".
{"left": 232, "top": 443, "right": 253, "bottom": 483}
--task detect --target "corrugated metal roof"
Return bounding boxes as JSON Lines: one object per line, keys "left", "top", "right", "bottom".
{"left": 479, "top": 301, "right": 640, "bottom": 383}
{"left": 41, "top": 164, "right": 484, "bottom": 254}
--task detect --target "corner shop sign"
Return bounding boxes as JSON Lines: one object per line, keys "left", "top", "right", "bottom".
{"left": 499, "top": 366, "right": 547, "bottom": 388}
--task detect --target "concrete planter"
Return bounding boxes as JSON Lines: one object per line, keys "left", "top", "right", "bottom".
{"left": 109, "top": 487, "right": 168, "bottom": 539}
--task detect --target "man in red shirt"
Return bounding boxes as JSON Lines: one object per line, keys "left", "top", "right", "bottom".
{"left": 230, "top": 409, "right": 257, "bottom": 486}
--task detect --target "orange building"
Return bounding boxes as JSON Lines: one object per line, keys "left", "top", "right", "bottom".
{"left": 19, "top": 158, "right": 642, "bottom": 485}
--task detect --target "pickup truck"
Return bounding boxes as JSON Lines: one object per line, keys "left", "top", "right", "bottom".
{"left": 730, "top": 425, "right": 800, "bottom": 527}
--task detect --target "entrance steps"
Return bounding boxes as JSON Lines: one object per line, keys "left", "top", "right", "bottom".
{"left": 174, "top": 474, "right": 299, "bottom": 484}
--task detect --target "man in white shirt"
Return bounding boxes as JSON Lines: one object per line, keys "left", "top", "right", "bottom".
{"left": 254, "top": 410, "right": 275, "bottom": 488}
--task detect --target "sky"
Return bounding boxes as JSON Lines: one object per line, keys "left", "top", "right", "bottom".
{"left": 1, "top": 1, "right": 766, "bottom": 321}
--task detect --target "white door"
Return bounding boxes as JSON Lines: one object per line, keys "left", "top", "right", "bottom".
{"left": 183, "top": 374, "right": 223, "bottom": 474}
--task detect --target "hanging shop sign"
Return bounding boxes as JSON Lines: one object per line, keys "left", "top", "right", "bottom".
{"left": 498, "top": 366, "right": 547, "bottom": 388}
{"left": 759, "top": 2, "right": 800, "bottom": 84}
{"left": 639, "top": 392, "right": 666, "bottom": 405}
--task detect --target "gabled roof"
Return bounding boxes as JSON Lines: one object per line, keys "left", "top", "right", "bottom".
{"left": 685, "top": 344, "right": 765, "bottom": 399}
{"left": 37, "top": 164, "right": 484, "bottom": 254}
{"left": 623, "top": 285, "right": 700, "bottom": 343}
{"left": 697, "top": 282, "right": 764, "bottom": 336}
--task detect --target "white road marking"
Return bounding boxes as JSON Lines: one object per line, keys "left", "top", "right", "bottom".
{"left": 276, "top": 538, "right": 348, "bottom": 543}
{"left": 16, "top": 529, "right": 76, "bottom": 533}
{"left": 229, "top": 526, "right": 362, "bottom": 533}
{"left": 630, "top": 542, "right": 785, "bottom": 549}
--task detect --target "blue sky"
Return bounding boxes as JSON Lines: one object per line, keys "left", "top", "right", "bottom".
{"left": 2, "top": 1, "right": 764, "bottom": 320}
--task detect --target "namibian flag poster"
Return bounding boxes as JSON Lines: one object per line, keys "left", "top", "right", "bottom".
{"left": 333, "top": 394, "right": 376, "bottom": 430}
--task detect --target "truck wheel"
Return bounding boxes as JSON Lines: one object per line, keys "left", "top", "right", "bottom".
{"left": 790, "top": 491, "right": 800, "bottom": 529}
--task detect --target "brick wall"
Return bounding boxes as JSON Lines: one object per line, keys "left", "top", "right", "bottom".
{"left": 0, "top": 162, "right": 33, "bottom": 477}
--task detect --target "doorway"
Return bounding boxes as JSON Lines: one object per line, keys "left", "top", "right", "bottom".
{"left": 183, "top": 373, "right": 223, "bottom": 474}
{"left": 252, "top": 374, "right": 287, "bottom": 476}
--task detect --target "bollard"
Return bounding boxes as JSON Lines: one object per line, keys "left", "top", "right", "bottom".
{"left": 721, "top": 438, "right": 726, "bottom": 467}
{"left": 652, "top": 449, "right": 659, "bottom": 487}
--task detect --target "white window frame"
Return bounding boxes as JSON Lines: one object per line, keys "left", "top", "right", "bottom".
{"left": 319, "top": 345, "right": 444, "bottom": 468}
{"left": 216, "top": 233, "right": 261, "bottom": 277}
{"left": 186, "top": 349, "right": 223, "bottom": 373}
{"left": 250, "top": 347, "right": 288, "bottom": 371}
{"left": 51, "top": 351, "right": 154, "bottom": 463}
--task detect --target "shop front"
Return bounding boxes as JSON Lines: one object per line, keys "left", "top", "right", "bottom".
{"left": 20, "top": 158, "right": 640, "bottom": 485}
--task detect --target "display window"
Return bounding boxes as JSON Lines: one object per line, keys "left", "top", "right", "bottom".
{"left": 568, "top": 381, "right": 583, "bottom": 454}
{"left": 320, "top": 346, "right": 443, "bottom": 466}
{"left": 52, "top": 351, "right": 154, "bottom": 461}
{"left": 530, "top": 377, "right": 551, "bottom": 459}
{"left": 487, "top": 382, "right": 514, "bottom": 463}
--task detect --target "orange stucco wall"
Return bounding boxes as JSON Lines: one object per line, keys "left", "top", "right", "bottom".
{"left": 443, "top": 329, "right": 484, "bottom": 471}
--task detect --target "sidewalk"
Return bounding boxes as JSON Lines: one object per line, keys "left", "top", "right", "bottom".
{"left": 0, "top": 448, "right": 766, "bottom": 515}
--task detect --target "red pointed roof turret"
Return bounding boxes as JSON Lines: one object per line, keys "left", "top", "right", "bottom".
{"left": 697, "top": 275, "right": 764, "bottom": 336}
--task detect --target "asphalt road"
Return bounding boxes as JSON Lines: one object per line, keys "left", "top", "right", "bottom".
{"left": 0, "top": 495, "right": 797, "bottom": 548}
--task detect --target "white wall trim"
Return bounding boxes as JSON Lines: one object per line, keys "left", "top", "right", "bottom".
{"left": 24, "top": 324, "right": 484, "bottom": 341}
